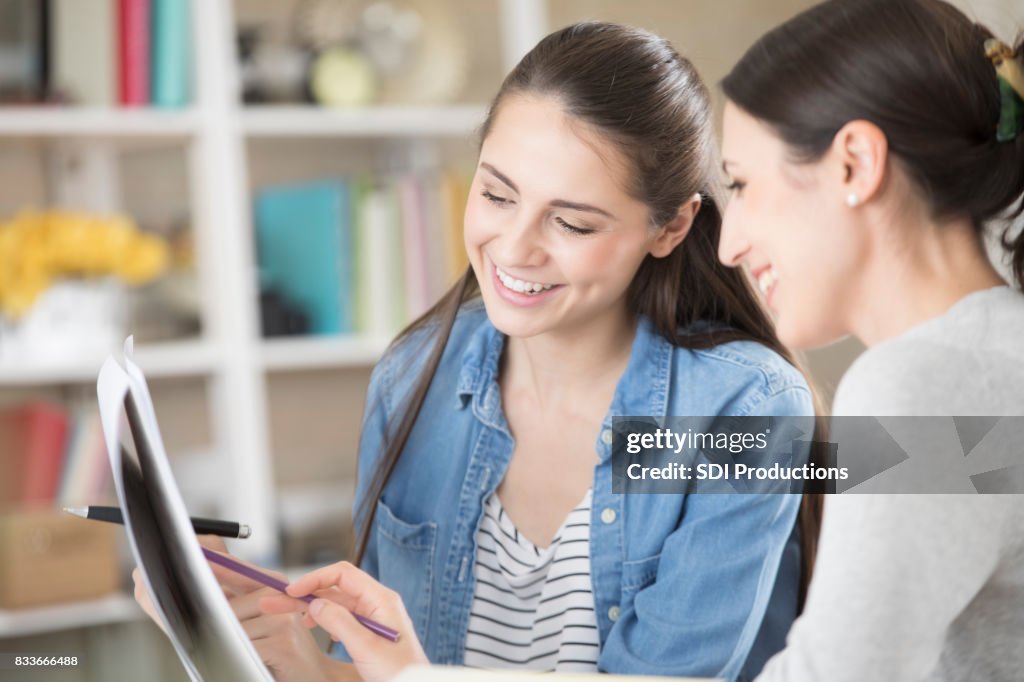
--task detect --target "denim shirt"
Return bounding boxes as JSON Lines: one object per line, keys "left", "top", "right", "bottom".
{"left": 336, "top": 302, "right": 813, "bottom": 681}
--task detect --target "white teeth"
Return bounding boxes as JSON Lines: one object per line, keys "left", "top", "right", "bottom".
{"left": 496, "top": 267, "right": 554, "bottom": 296}
{"left": 757, "top": 269, "right": 778, "bottom": 295}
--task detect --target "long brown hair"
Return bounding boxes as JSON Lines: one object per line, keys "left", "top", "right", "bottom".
{"left": 355, "top": 22, "right": 825, "bottom": 607}
{"left": 722, "top": 0, "right": 1024, "bottom": 289}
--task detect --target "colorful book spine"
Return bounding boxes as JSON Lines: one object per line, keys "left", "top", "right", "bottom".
{"left": 420, "top": 172, "right": 450, "bottom": 300}
{"left": 350, "top": 174, "right": 371, "bottom": 333}
{"left": 150, "top": 0, "right": 190, "bottom": 107}
{"left": 57, "top": 409, "right": 107, "bottom": 507}
{"left": 358, "top": 184, "right": 405, "bottom": 337}
{"left": 52, "top": 0, "right": 116, "bottom": 106}
{"left": 255, "top": 181, "right": 354, "bottom": 335}
{"left": 22, "top": 404, "right": 70, "bottom": 504}
{"left": 0, "top": 408, "right": 28, "bottom": 507}
{"left": 442, "top": 170, "right": 471, "bottom": 281}
{"left": 0, "top": 403, "right": 71, "bottom": 506}
{"left": 118, "top": 0, "right": 150, "bottom": 106}
{"left": 398, "top": 175, "right": 432, "bottom": 320}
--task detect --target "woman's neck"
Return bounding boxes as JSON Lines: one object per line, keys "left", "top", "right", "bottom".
{"left": 850, "top": 213, "right": 1006, "bottom": 347}
{"left": 501, "top": 305, "right": 637, "bottom": 411}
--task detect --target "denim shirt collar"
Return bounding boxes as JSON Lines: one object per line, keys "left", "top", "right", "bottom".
{"left": 454, "top": 313, "right": 674, "bottom": 461}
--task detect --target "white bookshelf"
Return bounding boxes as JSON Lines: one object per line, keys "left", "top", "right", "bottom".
{"left": 0, "top": 108, "right": 200, "bottom": 137}
{"left": 241, "top": 105, "right": 488, "bottom": 138}
{"left": 0, "top": 339, "right": 219, "bottom": 386}
{"left": 260, "top": 335, "right": 389, "bottom": 372}
{"left": 0, "top": 0, "right": 548, "bottom": 642}
{"left": 0, "top": 594, "right": 143, "bottom": 638}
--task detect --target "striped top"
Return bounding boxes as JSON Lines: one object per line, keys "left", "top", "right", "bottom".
{"left": 463, "top": 489, "right": 599, "bottom": 672}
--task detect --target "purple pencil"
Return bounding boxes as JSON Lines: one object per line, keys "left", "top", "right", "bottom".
{"left": 201, "top": 547, "right": 401, "bottom": 642}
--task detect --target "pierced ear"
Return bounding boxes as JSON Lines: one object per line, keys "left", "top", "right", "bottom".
{"left": 650, "top": 194, "right": 701, "bottom": 258}
{"left": 832, "top": 120, "right": 888, "bottom": 206}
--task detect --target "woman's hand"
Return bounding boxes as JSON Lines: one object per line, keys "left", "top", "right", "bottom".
{"left": 261, "top": 561, "right": 428, "bottom": 682}
{"left": 132, "top": 535, "right": 344, "bottom": 682}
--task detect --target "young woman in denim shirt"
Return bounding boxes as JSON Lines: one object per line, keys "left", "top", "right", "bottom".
{"left": 134, "top": 22, "right": 821, "bottom": 682}
{"left": 259, "top": 22, "right": 823, "bottom": 682}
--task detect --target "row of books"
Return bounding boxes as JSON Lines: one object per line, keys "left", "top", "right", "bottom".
{"left": 254, "top": 170, "right": 471, "bottom": 338}
{"left": 0, "top": 403, "right": 111, "bottom": 510}
{"left": 52, "top": 0, "right": 190, "bottom": 107}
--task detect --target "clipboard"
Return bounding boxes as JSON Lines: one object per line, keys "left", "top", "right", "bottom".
{"left": 96, "top": 337, "right": 273, "bottom": 681}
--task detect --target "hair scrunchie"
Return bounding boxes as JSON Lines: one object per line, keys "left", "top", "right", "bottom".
{"left": 985, "top": 39, "right": 1024, "bottom": 142}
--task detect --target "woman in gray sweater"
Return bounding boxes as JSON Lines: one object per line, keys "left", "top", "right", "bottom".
{"left": 717, "top": 0, "right": 1024, "bottom": 680}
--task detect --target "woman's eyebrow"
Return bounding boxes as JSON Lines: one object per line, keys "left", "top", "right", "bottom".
{"left": 481, "top": 162, "right": 519, "bottom": 192}
{"left": 549, "top": 199, "right": 615, "bottom": 219}
{"left": 481, "top": 162, "right": 616, "bottom": 219}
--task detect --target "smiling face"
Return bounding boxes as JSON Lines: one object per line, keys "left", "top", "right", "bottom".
{"left": 464, "top": 94, "right": 669, "bottom": 341}
{"left": 718, "top": 102, "right": 867, "bottom": 349}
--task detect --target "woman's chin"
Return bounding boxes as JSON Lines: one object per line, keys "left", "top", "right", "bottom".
{"left": 479, "top": 296, "right": 543, "bottom": 339}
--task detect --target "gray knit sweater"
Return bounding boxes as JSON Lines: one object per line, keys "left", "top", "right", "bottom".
{"left": 756, "top": 286, "right": 1024, "bottom": 682}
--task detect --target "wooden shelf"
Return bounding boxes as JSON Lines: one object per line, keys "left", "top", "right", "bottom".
{"left": 260, "top": 335, "right": 388, "bottom": 372}
{"left": 0, "top": 339, "right": 219, "bottom": 386}
{"left": 0, "top": 593, "right": 143, "bottom": 638}
{"left": 0, "top": 108, "right": 200, "bottom": 137}
{"left": 241, "top": 105, "right": 487, "bottom": 138}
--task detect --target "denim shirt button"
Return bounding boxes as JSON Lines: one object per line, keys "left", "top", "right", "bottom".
{"left": 608, "top": 605, "right": 621, "bottom": 622}
{"left": 600, "top": 429, "right": 613, "bottom": 446}
{"left": 600, "top": 507, "right": 617, "bottom": 524}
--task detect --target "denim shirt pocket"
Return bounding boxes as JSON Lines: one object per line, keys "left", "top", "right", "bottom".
{"left": 620, "top": 553, "right": 661, "bottom": 599}
{"left": 375, "top": 498, "right": 438, "bottom": 646}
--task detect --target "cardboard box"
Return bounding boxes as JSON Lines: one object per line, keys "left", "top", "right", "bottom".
{"left": 0, "top": 508, "right": 119, "bottom": 609}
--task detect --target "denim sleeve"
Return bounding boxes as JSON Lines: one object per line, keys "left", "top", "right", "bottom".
{"left": 599, "top": 386, "right": 813, "bottom": 681}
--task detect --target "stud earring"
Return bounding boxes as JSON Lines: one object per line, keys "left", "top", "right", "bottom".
{"left": 846, "top": 193, "right": 861, "bottom": 207}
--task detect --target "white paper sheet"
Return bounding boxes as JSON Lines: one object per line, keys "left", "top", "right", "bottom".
{"left": 97, "top": 337, "right": 273, "bottom": 681}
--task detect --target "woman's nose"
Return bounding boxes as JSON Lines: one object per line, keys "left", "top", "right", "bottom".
{"left": 718, "top": 205, "right": 751, "bottom": 268}
{"left": 496, "top": 215, "right": 546, "bottom": 268}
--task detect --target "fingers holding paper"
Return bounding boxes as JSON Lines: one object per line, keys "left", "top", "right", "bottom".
{"left": 223, "top": 585, "right": 335, "bottom": 682}
{"left": 261, "top": 561, "right": 428, "bottom": 682}
{"left": 131, "top": 567, "right": 166, "bottom": 633}
{"left": 132, "top": 535, "right": 282, "bottom": 631}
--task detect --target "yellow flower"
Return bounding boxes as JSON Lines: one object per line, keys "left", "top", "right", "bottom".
{"left": 0, "top": 209, "right": 170, "bottom": 318}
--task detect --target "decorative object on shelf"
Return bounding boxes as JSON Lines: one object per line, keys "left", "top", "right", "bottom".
{"left": 237, "top": 24, "right": 313, "bottom": 104}
{"left": 0, "top": 209, "right": 169, "bottom": 363}
{"left": 354, "top": 0, "right": 468, "bottom": 105}
{"left": 0, "top": 276, "right": 126, "bottom": 364}
{"left": 260, "top": 290, "right": 310, "bottom": 337}
{"left": 128, "top": 216, "right": 202, "bottom": 343}
{"left": 292, "top": 0, "right": 467, "bottom": 107}
{"left": 309, "top": 46, "right": 376, "bottom": 107}
{"left": 0, "top": 508, "right": 119, "bottom": 609}
{"left": 292, "top": 0, "right": 360, "bottom": 51}
{"left": 0, "top": 0, "right": 52, "bottom": 103}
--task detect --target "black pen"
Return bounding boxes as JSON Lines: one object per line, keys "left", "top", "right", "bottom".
{"left": 63, "top": 505, "right": 252, "bottom": 539}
